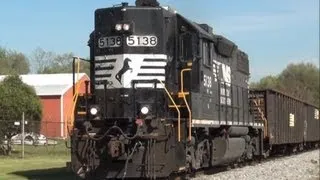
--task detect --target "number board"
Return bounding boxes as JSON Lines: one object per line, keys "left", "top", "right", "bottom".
{"left": 126, "top": 36, "right": 158, "bottom": 47}
{"left": 98, "top": 36, "right": 122, "bottom": 48}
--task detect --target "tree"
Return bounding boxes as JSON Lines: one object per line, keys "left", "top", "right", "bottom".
{"left": 250, "top": 75, "right": 281, "bottom": 90}
{"left": 0, "top": 75, "right": 42, "bottom": 155}
{"left": 250, "top": 62, "right": 320, "bottom": 106}
{"left": 0, "top": 47, "right": 30, "bottom": 75}
{"left": 30, "top": 47, "right": 55, "bottom": 73}
{"left": 278, "top": 63, "right": 319, "bottom": 105}
{"left": 30, "top": 47, "right": 90, "bottom": 76}
{"left": 40, "top": 52, "right": 75, "bottom": 73}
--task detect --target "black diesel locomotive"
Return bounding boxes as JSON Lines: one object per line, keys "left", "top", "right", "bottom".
{"left": 70, "top": 1, "right": 319, "bottom": 179}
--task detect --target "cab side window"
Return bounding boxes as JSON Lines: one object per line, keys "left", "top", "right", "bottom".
{"left": 202, "top": 40, "right": 212, "bottom": 66}
{"left": 209, "top": 42, "right": 213, "bottom": 65}
{"left": 180, "top": 33, "right": 194, "bottom": 61}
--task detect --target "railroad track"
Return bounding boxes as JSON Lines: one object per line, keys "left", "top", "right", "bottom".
{"left": 167, "top": 147, "right": 319, "bottom": 180}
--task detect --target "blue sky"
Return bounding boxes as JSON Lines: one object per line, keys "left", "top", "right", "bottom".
{"left": 0, "top": 0, "right": 319, "bottom": 81}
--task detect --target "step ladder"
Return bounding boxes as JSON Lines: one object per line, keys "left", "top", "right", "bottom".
{"left": 159, "top": 65, "right": 192, "bottom": 142}
{"left": 250, "top": 95, "right": 268, "bottom": 138}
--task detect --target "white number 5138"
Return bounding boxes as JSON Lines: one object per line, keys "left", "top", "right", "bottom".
{"left": 126, "top": 36, "right": 157, "bottom": 47}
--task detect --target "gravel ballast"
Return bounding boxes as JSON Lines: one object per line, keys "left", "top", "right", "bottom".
{"left": 193, "top": 150, "right": 320, "bottom": 180}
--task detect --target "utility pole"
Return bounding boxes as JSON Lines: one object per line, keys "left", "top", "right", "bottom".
{"left": 21, "top": 112, "right": 25, "bottom": 159}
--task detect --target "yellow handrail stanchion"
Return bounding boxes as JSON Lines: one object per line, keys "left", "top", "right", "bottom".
{"left": 158, "top": 80, "right": 181, "bottom": 142}
{"left": 66, "top": 57, "right": 82, "bottom": 136}
{"left": 180, "top": 68, "right": 192, "bottom": 141}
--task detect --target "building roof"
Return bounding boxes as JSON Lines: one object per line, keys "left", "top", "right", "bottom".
{"left": 0, "top": 73, "right": 88, "bottom": 96}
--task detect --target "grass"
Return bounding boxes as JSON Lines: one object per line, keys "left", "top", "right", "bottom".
{"left": 0, "top": 140, "right": 75, "bottom": 180}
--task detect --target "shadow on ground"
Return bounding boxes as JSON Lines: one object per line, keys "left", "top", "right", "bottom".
{"left": 10, "top": 167, "right": 78, "bottom": 180}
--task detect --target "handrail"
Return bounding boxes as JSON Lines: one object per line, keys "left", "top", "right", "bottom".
{"left": 252, "top": 98, "right": 268, "bottom": 138}
{"left": 180, "top": 68, "right": 192, "bottom": 141}
{"left": 66, "top": 82, "right": 84, "bottom": 135}
{"left": 158, "top": 80, "right": 181, "bottom": 142}
{"left": 180, "top": 68, "right": 191, "bottom": 92}
{"left": 71, "top": 58, "right": 81, "bottom": 124}
{"left": 66, "top": 57, "right": 82, "bottom": 136}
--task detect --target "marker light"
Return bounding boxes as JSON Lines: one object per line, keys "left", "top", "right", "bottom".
{"left": 123, "top": 24, "right": 130, "bottom": 31}
{"left": 141, "top": 106, "right": 149, "bottom": 115}
{"left": 115, "top": 24, "right": 122, "bottom": 31}
{"left": 90, "top": 107, "right": 98, "bottom": 115}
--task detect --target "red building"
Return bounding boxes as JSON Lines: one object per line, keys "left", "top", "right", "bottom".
{"left": 0, "top": 73, "right": 89, "bottom": 138}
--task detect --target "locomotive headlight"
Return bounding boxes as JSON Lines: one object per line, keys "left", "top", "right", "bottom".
{"left": 115, "top": 24, "right": 122, "bottom": 31}
{"left": 90, "top": 107, "right": 98, "bottom": 115}
{"left": 123, "top": 24, "right": 130, "bottom": 31}
{"left": 140, "top": 106, "right": 149, "bottom": 115}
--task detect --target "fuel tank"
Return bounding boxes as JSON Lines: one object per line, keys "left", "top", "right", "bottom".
{"left": 211, "top": 137, "right": 246, "bottom": 166}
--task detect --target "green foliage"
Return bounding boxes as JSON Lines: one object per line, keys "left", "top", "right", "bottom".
{"left": 250, "top": 62, "right": 320, "bottom": 106}
{"left": 0, "top": 47, "right": 30, "bottom": 75}
{"left": 0, "top": 75, "right": 42, "bottom": 155}
{"left": 250, "top": 75, "right": 282, "bottom": 90}
{"left": 0, "top": 75, "right": 42, "bottom": 121}
{"left": 278, "top": 63, "right": 319, "bottom": 105}
{"left": 31, "top": 47, "right": 90, "bottom": 76}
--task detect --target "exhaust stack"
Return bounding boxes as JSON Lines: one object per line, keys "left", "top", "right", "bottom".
{"left": 135, "top": 0, "right": 160, "bottom": 7}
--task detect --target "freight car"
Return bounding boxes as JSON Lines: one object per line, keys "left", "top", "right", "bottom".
{"left": 250, "top": 89, "right": 320, "bottom": 155}
{"left": 68, "top": 1, "right": 319, "bottom": 179}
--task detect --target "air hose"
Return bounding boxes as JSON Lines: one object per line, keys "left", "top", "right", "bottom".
{"left": 85, "top": 125, "right": 139, "bottom": 141}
